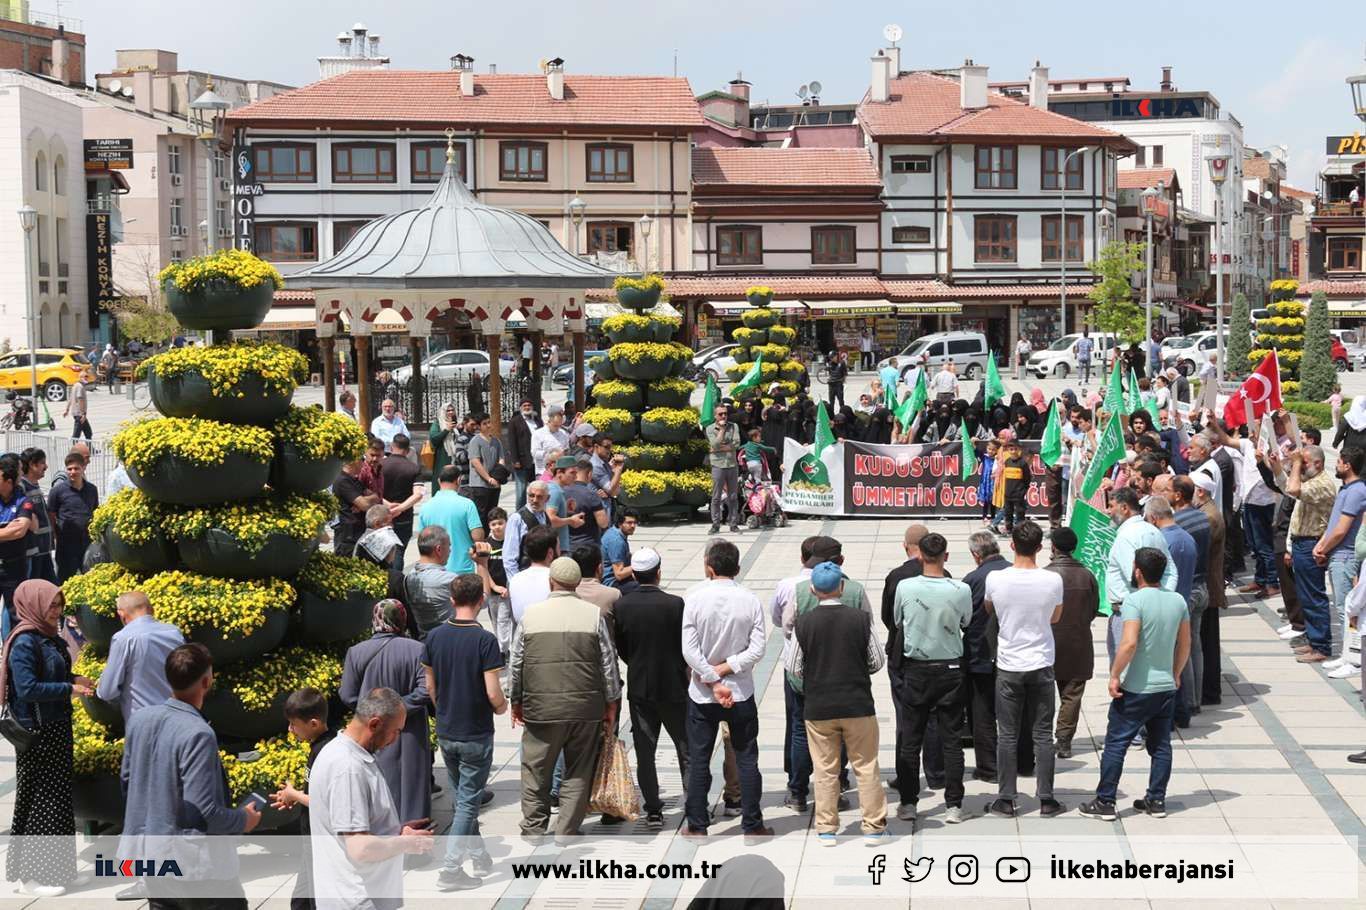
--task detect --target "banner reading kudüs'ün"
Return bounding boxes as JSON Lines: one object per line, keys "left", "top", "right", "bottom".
{"left": 779, "top": 438, "right": 1050, "bottom": 518}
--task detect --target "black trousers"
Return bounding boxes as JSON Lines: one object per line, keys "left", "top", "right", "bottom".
{"left": 1003, "top": 494, "right": 1026, "bottom": 531}
{"left": 393, "top": 515, "right": 414, "bottom": 552}
{"left": 828, "top": 382, "right": 845, "bottom": 411}
{"left": 1201, "top": 599, "right": 1222, "bottom": 704}
{"left": 148, "top": 881, "right": 248, "bottom": 910}
{"left": 967, "top": 670, "right": 1034, "bottom": 776}
{"left": 467, "top": 485, "right": 500, "bottom": 531}
{"left": 55, "top": 539, "right": 85, "bottom": 584}
{"left": 898, "top": 660, "right": 967, "bottom": 808}
{"left": 888, "top": 660, "right": 943, "bottom": 795}
{"left": 628, "top": 698, "right": 689, "bottom": 815}
{"left": 1045, "top": 468, "right": 1065, "bottom": 526}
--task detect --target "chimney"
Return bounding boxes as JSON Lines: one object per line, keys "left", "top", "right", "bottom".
{"left": 369, "top": 35, "right": 381, "bottom": 57}
{"left": 452, "top": 54, "right": 475, "bottom": 95}
{"left": 1028, "top": 60, "right": 1049, "bottom": 109}
{"left": 1160, "top": 66, "right": 1173, "bottom": 92}
{"left": 488, "top": 63, "right": 496, "bottom": 74}
{"left": 51, "top": 26, "right": 69, "bottom": 85}
{"left": 728, "top": 77, "right": 750, "bottom": 102}
{"left": 884, "top": 45, "right": 901, "bottom": 76}
{"left": 870, "top": 51, "right": 891, "bottom": 103}
{"left": 546, "top": 57, "right": 564, "bottom": 101}
{"left": 131, "top": 69, "right": 154, "bottom": 115}
{"left": 337, "top": 31, "right": 352, "bottom": 55}
{"left": 351, "top": 23, "right": 368, "bottom": 58}
{"left": 960, "top": 58, "right": 988, "bottom": 110}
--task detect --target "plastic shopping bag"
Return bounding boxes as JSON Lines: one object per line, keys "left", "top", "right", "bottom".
{"left": 589, "top": 729, "right": 640, "bottom": 821}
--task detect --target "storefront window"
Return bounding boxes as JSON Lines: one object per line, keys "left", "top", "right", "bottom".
{"left": 1017, "top": 307, "right": 1061, "bottom": 350}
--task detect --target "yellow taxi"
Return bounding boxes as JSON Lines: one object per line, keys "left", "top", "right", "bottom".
{"left": 0, "top": 348, "right": 94, "bottom": 401}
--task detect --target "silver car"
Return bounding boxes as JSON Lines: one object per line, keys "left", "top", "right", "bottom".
{"left": 392, "top": 349, "right": 515, "bottom": 383}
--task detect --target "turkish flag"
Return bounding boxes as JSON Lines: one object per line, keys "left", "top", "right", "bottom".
{"left": 1223, "top": 351, "right": 1282, "bottom": 428}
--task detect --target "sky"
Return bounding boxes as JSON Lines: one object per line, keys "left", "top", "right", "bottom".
{"left": 71, "top": 0, "right": 1364, "bottom": 189}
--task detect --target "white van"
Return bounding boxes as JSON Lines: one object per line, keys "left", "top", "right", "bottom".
{"left": 1027, "top": 333, "right": 1119, "bottom": 379}
{"left": 877, "top": 331, "right": 990, "bottom": 381}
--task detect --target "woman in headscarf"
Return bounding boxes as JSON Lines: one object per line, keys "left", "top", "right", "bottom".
{"left": 988, "top": 400, "right": 1012, "bottom": 435}
{"left": 737, "top": 398, "right": 761, "bottom": 438}
{"left": 801, "top": 396, "right": 818, "bottom": 444}
{"left": 1059, "top": 388, "right": 1078, "bottom": 415}
{"left": 1009, "top": 392, "right": 1037, "bottom": 438}
{"left": 339, "top": 599, "right": 431, "bottom": 826}
{"left": 870, "top": 405, "right": 895, "bottom": 445}
{"left": 2, "top": 580, "right": 86, "bottom": 895}
{"left": 786, "top": 393, "right": 807, "bottom": 443}
{"left": 428, "top": 401, "right": 462, "bottom": 495}
{"left": 1334, "top": 395, "right": 1366, "bottom": 452}
{"left": 761, "top": 396, "right": 788, "bottom": 478}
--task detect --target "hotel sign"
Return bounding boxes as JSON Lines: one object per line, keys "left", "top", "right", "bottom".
{"left": 232, "top": 144, "right": 264, "bottom": 252}
{"left": 1326, "top": 134, "right": 1365, "bottom": 155}
{"left": 86, "top": 212, "right": 115, "bottom": 329}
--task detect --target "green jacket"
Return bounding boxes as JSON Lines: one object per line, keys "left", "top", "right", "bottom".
{"left": 785, "top": 577, "right": 870, "bottom": 693}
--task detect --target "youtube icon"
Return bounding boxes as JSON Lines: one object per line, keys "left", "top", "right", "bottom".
{"left": 996, "top": 857, "right": 1030, "bottom": 883}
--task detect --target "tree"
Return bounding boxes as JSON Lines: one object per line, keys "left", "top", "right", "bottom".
{"left": 1086, "top": 241, "right": 1146, "bottom": 344}
{"left": 106, "top": 295, "right": 180, "bottom": 345}
{"left": 1226, "top": 292, "right": 1251, "bottom": 379}
{"left": 1300, "top": 290, "right": 1335, "bottom": 402}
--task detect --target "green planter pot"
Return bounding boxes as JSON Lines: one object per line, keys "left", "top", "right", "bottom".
{"left": 673, "top": 487, "right": 711, "bottom": 508}
{"left": 271, "top": 441, "right": 342, "bottom": 494}
{"left": 74, "top": 604, "right": 122, "bottom": 653}
{"left": 147, "top": 366, "right": 293, "bottom": 425}
{"left": 104, "top": 525, "right": 178, "bottom": 575}
{"left": 732, "top": 328, "right": 767, "bottom": 347}
{"left": 732, "top": 347, "right": 752, "bottom": 364}
{"left": 293, "top": 589, "right": 375, "bottom": 644}
{"left": 648, "top": 321, "right": 676, "bottom": 343}
{"left": 767, "top": 326, "right": 796, "bottom": 346}
{"left": 746, "top": 292, "right": 774, "bottom": 308}
{"left": 80, "top": 694, "right": 124, "bottom": 736}
{"left": 191, "top": 609, "right": 289, "bottom": 665}
{"left": 593, "top": 386, "right": 644, "bottom": 411}
{"left": 179, "top": 529, "right": 318, "bottom": 580}
{"left": 590, "top": 414, "right": 638, "bottom": 443}
{"left": 73, "top": 774, "right": 124, "bottom": 824}
{"left": 620, "top": 487, "right": 672, "bottom": 510}
{"left": 202, "top": 687, "right": 289, "bottom": 742}
{"left": 640, "top": 417, "right": 695, "bottom": 444}
{"left": 740, "top": 309, "right": 778, "bottom": 329}
{"left": 603, "top": 323, "right": 655, "bottom": 344}
{"left": 621, "top": 448, "right": 676, "bottom": 472}
{"left": 611, "top": 355, "right": 676, "bottom": 381}
{"left": 676, "top": 443, "right": 707, "bottom": 470}
{"left": 165, "top": 282, "right": 274, "bottom": 332}
{"left": 779, "top": 364, "right": 805, "bottom": 383}
{"left": 645, "top": 386, "right": 693, "bottom": 409}
{"left": 616, "top": 286, "right": 662, "bottom": 310}
{"left": 129, "top": 451, "right": 270, "bottom": 505}
{"left": 590, "top": 356, "right": 616, "bottom": 381}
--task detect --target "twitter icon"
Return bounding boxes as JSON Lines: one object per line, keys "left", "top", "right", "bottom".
{"left": 902, "top": 857, "right": 934, "bottom": 883}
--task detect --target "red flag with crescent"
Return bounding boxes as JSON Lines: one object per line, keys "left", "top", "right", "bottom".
{"left": 1222, "top": 350, "right": 1282, "bottom": 429}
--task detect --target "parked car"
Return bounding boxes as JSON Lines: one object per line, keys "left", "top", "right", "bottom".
{"left": 877, "top": 331, "right": 990, "bottom": 381}
{"left": 1330, "top": 329, "right": 1362, "bottom": 371}
{"left": 391, "top": 349, "right": 514, "bottom": 383}
{"left": 551, "top": 351, "right": 608, "bottom": 388}
{"left": 1026, "top": 333, "right": 1120, "bottom": 379}
{"left": 0, "top": 348, "right": 93, "bottom": 402}
{"left": 1163, "top": 331, "right": 1229, "bottom": 376}
{"left": 688, "top": 343, "right": 739, "bottom": 384}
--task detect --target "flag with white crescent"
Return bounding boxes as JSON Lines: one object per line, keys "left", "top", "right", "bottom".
{"left": 1222, "top": 350, "right": 1282, "bottom": 429}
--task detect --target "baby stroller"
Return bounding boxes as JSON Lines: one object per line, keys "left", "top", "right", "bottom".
{"left": 740, "top": 458, "right": 787, "bottom": 529}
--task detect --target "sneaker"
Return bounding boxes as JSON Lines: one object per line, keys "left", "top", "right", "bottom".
{"left": 645, "top": 811, "right": 664, "bottom": 829}
{"left": 550, "top": 794, "right": 560, "bottom": 811}
{"left": 471, "top": 852, "right": 493, "bottom": 877}
{"left": 896, "top": 802, "right": 917, "bottom": 822}
{"left": 1130, "top": 736, "right": 1146, "bottom": 750}
{"left": 682, "top": 826, "right": 707, "bottom": 841}
{"left": 1279, "top": 626, "right": 1305, "bottom": 640}
{"left": 20, "top": 883, "right": 66, "bottom": 898}
{"left": 986, "top": 798, "right": 1015, "bottom": 818}
{"left": 1276, "top": 623, "right": 1294, "bottom": 634}
{"left": 837, "top": 794, "right": 852, "bottom": 811}
{"left": 729, "top": 524, "right": 740, "bottom": 534}
{"left": 817, "top": 832, "right": 837, "bottom": 847}
{"left": 708, "top": 524, "right": 720, "bottom": 535}
{"left": 864, "top": 830, "right": 888, "bottom": 846}
{"left": 1133, "top": 798, "right": 1167, "bottom": 818}
{"left": 1328, "top": 663, "right": 1360, "bottom": 679}
{"left": 1039, "top": 798, "right": 1066, "bottom": 817}
{"left": 1078, "top": 799, "right": 1118, "bottom": 821}
{"left": 1348, "top": 751, "right": 1366, "bottom": 764}
{"left": 943, "top": 806, "right": 965, "bottom": 825}
{"left": 783, "top": 793, "right": 808, "bottom": 813}
{"left": 1323, "top": 657, "right": 1346, "bottom": 671}
{"left": 742, "top": 826, "right": 776, "bottom": 845}
{"left": 1056, "top": 743, "right": 1073, "bottom": 759}
{"left": 436, "top": 869, "right": 482, "bottom": 892}
{"left": 722, "top": 799, "right": 742, "bottom": 818}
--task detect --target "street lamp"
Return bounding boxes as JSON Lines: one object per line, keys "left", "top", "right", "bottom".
{"left": 637, "top": 213, "right": 654, "bottom": 272}
{"left": 1142, "top": 181, "right": 1163, "bottom": 365}
{"left": 1058, "top": 146, "right": 1092, "bottom": 341}
{"left": 567, "top": 195, "right": 586, "bottom": 256}
{"left": 1348, "top": 70, "right": 1366, "bottom": 125}
{"left": 17, "top": 205, "right": 39, "bottom": 408}
{"left": 189, "top": 81, "right": 230, "bottom": 253}
{"left": 1205, "top": 150, "right": 1232, "bottom": 384}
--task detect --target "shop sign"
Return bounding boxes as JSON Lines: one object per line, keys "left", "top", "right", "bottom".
{"left": 232, "top": 144, "right": 264, "bottom": 252}
{"left": 1291, "top": 240, "right": 1301, "bottom": 277}
{"left": 83, "top": 138, "right": 133, "bottom": 170}
{"left": 896, "top": 303, "right": 963, "bottom": 316}
{"left": 811, "top": 304, "right": 895, "bottom": 317}
{"left": 86, "top": 212, "right": 115, "bottom": 329}
{"left": 1326, "top": 134, "right": 1365, "bottom": 155}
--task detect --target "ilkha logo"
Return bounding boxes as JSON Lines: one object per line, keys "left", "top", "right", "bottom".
{"left": 1110, "top": 97, "right": 1201, "bottom": 119}
{"left": 94, "top": 855, "right": 183, "bottom": 877}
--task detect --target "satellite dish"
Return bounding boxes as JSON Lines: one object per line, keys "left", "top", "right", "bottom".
{"left": 809, "top": 80, "right": 823, "bottom": 95}
{"left": 796, "top": 84, "right": 808, "bottom": 99}
{"left": 107, "top": 79, "right": 122, "bottom": 94}
{"left": 883, "top": 23, "right": 903, "bottom": 44}
{"left": 121, "top": 86, "right": 134, "bottom": 97}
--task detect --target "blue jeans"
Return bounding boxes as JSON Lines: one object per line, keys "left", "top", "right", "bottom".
{"left": 1097, "top": 689, "right": 1177, "bottom": 803}
{"left": 1328, "top": 549, "right": 1359, "bottom": 659}
{"left": 551, "top": 751, "right": 564, "bottom": 798}
{"left": 513, "top": 468, "right": 533, "bottom": 512}
{"left": 685, "top": 698, "right": 763, "bottom": 833}
{"left": 784, "top": 678, "right": 812, "bottom": 799}
{"left": 1179, "top": 585, "right": 1209, "bottom": 718}
{"left": 438, "top": 735, "right": 494, "bottom": 868}
{"left": 1292, "top": 538, "right": 1332, "bottom": 657}
{"left": 1242, "top": 503, "right": 1276, "bottom": 588}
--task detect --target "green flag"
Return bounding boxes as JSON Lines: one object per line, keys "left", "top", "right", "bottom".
{"left": 789, "top": 402, "right": 836, "bottom": 488}
{"left": 1126, "top": 367, "right": 1140, "bottom": 413}
{"left": 812, "top": 400, "right": 835, "bottom": 458}
{"left": 1039, "top": 399, "right": 1063, "bottom": 467}
{"left": 1103, "top": 360, "right": 1124, "bottom": 415}
{"left": 960, "top": 425, "right": 978, "bottom": 480}
{"left": 1079, "top": 410, "right": 1126, "bottom": 500}
{"left": 984, "top": 352, "right": 1005, "bottom": 410}
{"left": 885, "top": 379, "right": 898, "bottom": 411}
{"left": 908, "top": 368, "right": 928, "bottom": 417}
{"left": 699, "top": 372, "right": 718, "bottom": 428}
{"left": 895, "top": 390, "right": 917, "bottom": 431}
{"left": 1143, "top": 392, "right": 1161, "bottom": 427}
{"left": 1068, "top": 499, "right": 1119, "bottom": 614}
{"left": 732, "top": 352, "right": 764, "bottom": 397}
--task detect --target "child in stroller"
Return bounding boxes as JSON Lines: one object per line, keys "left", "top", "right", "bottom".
{"left": 740, "top": 429, "right": 787, "bottom": 529}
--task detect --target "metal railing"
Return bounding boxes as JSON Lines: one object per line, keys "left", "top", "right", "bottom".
{"left": 369, "top": 373, "right": 541, "bottom": 428}
{"left": 3, "top": 430, "right": 117, "bottom": 494}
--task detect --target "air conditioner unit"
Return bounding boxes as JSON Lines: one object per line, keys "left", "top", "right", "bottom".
{"left": 218, "top": 225, "right": 232, "bottom": 237}
{"left": 170, "top": 225, "right": 185, "bottom": 238}
{"left": 170, "top": 174, "right": 183, "bottom": 186}
{"left": 219, "top": 178, "right": 231, "bottom": 192}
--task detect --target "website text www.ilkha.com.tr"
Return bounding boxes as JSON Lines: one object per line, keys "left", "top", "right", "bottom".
{"left": 510, "top": 857, "right": 722, "bottom": 881}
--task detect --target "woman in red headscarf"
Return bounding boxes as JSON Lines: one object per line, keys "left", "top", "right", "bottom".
{"left": 0, "top": 580, "right": 94, "bottom": 896}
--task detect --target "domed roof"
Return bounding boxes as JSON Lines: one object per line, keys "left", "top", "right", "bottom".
{"left": 290, "top": 140, "right": 619, "bottom": 290}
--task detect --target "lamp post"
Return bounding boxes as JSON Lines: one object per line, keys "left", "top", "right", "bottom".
{"left": 1142, "top": 180, "right": 1164, "bottom": 364}
{"left": 637, "top": 213, "right": 654, "bottom": 273}
{"left": 17, "top": 205, "right": 39, "bottom": 409}
{"left": 1206, "top": 150, "right": 1232, "bottom": 384}
{"left": 189, "top": 82, "right": 230, "bottom": 253}
{"left": 1348, "top": 69, "right": 1366, "bottom": 125}
{"left": 1059, "top": 146, "right": 1092, "bottom": 341}
{"left": 567, "top": 195, "right": 586, "bottom": 256}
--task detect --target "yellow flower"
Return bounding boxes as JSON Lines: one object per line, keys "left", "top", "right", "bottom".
{"left": 612, "top": 273, "right": 666, "bottom": 294}
{"left": 113, "top": 417, "right": 274, "bottom": 473}
{"left": 63, "top": 563, "right": 146, "bottom": 618}
{"left": 159, "top": 248, "right": 283, "bottom": 293}
{"left": 620, "top": 470, "right": 670, "bottom": 497}
{"left": 296, "top": 551, "right": 388, "bottom": 601}
{"left": 221, "top": 734, "right": 311, "bottom": 802}
{"left": 641, "top": 407, "right": 700, "bottom": 429}
{"left": 274, "top": 406, "right": 368, "bottom": 462}
{"left": 141, "top": 570, "right": 295, "bottom": 638}
{"left": 138, "top": 341, "right": 308, "bottom": 398}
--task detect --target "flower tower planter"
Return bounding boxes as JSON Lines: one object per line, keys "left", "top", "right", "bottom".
{"left": 67, "top": 250, "right": 379, "bottom": 827}
{"left": 1253, "top": 279, "right": 1304, "bottom": 398}
{"left": 726, "top": 286, "right": 806, "bottom": 404}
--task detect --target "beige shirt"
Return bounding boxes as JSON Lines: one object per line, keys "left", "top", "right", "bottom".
{"left": 576, "top": 577, "right": 620, "bottom": 616}
{"left": 1289, "top": 468, "right": 1339, "bottom": 539}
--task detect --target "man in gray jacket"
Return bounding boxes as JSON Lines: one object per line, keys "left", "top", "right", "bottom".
{"left": 508, "top": 556, "right": 621, "bottom": 838}
{"left": 705, "top": 405, "right": 742, "bottom": 535}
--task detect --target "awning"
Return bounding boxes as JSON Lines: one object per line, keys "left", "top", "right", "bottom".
{"left": 896, "top": 302, "right": 963, "bottom": 316}
{"left": 236, "top": 307, "right": 316, "bottom": 332}
{"left": 338, "top": 310, "right": 410, "bottom": 333}
{"left": 705, "top": 300, "right": 808, "bottom": 317}
{"left": 803, "top": 300, "right": 895, "bottom": 318}
{"left": 1329, "top": 300, "right": 1366, "bottom": 315}
{"left": 584, "top": 301, "right": 682, "bottom": 320}
{"left": 1178, "top": 301, "right": 1213, "bottom": 315}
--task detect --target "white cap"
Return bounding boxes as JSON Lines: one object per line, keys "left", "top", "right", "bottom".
{"left": 630, "top": 547, "right": 661, "bottom": 573}
{"left": 1192, "top": 473, "right": 1218, "bottom": 495}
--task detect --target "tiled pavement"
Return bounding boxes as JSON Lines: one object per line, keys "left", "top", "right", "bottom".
{"left": 2, "top": 513, "right": 1365, "bottom": 908}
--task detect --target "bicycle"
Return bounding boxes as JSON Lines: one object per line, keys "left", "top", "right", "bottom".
{"left": 131, "top": 380, "right": 154, "bottom": 411}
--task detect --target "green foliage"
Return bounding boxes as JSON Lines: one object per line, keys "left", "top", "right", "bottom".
{"left": 1086, "top": 241, "right": 1147, "bottom": 344}
{"left": 1299, "top": 291, "right": 1336, "bottom": 403}
{"left": 1282, "top": 398, "right": 1330, "bottom": 429}
{"left": 1226, "top": 293, "right": 1251, "bottom": 380}
{"left": 110, "top": 295, "right": 181, "bottom": 345}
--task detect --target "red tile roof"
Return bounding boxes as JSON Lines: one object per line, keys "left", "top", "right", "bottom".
{"left": 226, "top": 70, "right": 706, "bottom": 129}
{"left": 1117, "top": 167, "right": 1178, "bottom": 190}
{"left": 584, "top": 275, "right": 1086, "bottom": 301}
{"left": 692, "top": 147, "right": 881, "bottom": 188}
{"left": 858, "top": 72, "right": 1133, "bottom": 148}
{"left": 882, "top": 280, "right": 1081, "bottom": 301}
{"left": 1297, "top": 279, "right": 1366, "bottom": 297}
{"left": 1282, "top": 184, "right": 1315, "bottom": 201}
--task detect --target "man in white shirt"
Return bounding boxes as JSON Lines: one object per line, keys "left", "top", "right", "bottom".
{"left": 309, "top": 688, "right": 433, "bottom": 908}
{"left": 509, "top": 525, "right": 558, "bottom": 623}
{"left": 983, "top": 520, "right": 1066, "bottom": 819}
{"left": 930, "top": 360, "right": 959, "bottom": 403}
{"left": 369, "top": 399, "right": 409, "bottom": 453}
{"left": 859, "top": 330, "right": 874, "bottom": 371}
{"left": 1231, "top": 429, "right": 1278, "bottom": 597}
{"left": 530, "top": 405, "right": 571, "bottom": 476}
{"left": 680, "top": 540, "right": 771, "bottom": 837}
{"left": 1015, "top": 337, "right": 1033, "bottom": 382}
